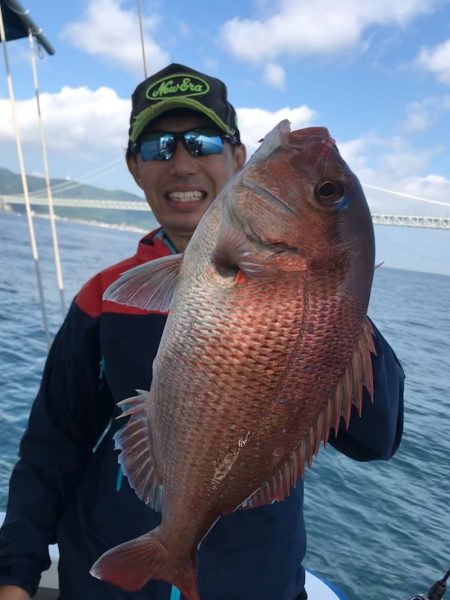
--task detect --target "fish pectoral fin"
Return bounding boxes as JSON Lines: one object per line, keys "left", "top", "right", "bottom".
{"left": 103, "top": 253, "right": 184, "bottom": 312}
{"left": 115, "top": 391, "right": 164, "bottom": 512}
{"left": 212, "top": 224, "right": 279, "bottom": 281}
{"left": 266, "top": 249, "right": 307, "bottom": 273}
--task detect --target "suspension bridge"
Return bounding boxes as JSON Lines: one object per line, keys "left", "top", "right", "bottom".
{"left": 1, "top": 194, "right": 450, "bottom": 230}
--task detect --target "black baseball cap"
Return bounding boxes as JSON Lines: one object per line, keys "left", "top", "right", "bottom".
{"left": 128, "top": 63, "right": 240, "bottom": 144}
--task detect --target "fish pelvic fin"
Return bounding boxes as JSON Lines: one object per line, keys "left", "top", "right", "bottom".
{"left": 90, "top": 528, "right": 200, "bottom": 600}
{"left": 103, "top": 253, "right": 183, "bottom": 312}
{"left": 240, "top": 318, "right": 377, "bottom": 510}
{"left": 115, "top": 391, "right": 163, "bottom": 511}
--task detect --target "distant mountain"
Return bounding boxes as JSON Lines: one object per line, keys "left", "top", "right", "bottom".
{"left": 0, "top": 167, "right": 159, "bottom": 230}
{"left": 0, "top": 167, "right": 162, "bottom": 230}
{"left": 0, "top": 167, "right": 144, "bottom": 201}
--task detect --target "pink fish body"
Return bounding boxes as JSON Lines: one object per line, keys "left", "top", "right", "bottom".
{"left": 91, "top": 121, "right": 376, "bottom": 599}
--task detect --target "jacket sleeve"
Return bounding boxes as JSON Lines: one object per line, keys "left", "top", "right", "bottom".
{"left": 328, "top": 320, "right": 405, "bottom": 461}
{"left": 0, "top": 300, "right": 113, "bottom": 596}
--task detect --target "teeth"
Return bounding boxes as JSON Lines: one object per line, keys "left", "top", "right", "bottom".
{"left": 167, "top": 191, "right": 205, "bottom": 202}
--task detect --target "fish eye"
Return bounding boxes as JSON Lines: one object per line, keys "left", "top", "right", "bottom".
{"left": 314, "top": 180, "right": 345, "bottom": 205}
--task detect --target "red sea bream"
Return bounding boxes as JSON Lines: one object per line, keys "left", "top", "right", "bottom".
{"left": 91, "top": 121, "right": 376, "bottom": 600}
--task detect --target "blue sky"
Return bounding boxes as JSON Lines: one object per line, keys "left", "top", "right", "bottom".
{"left": 1, "top": 0, "right": 449, "bottom": 275}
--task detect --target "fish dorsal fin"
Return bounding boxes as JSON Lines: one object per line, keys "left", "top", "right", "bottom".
{"left": 249, "top": 119, "right": 291, "bottom": 163}
{"left": 103, "top": 253, "right": 183, "bottom": 312}
{"left": 114, "top": 391, "right": 163, "bottom": 512}
{"left": 239, "top": 318, "right": 376, "bottom": 510}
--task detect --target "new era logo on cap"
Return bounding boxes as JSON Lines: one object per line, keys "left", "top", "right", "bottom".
{"left": 146, "top": 74, "right": 210, "bottom": 101}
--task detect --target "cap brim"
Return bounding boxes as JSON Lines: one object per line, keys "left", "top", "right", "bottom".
{"left": 130, "top": 97, "right": 234, "bottom": 142}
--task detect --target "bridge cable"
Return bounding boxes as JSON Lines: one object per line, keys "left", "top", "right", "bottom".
{"left": 363, "top": 183, "right": 450, "bottom": 208}
{"left": 27, "top": 157, "right": 125, "bottom": 198}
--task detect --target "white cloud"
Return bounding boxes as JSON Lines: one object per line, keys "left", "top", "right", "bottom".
{"left": 2, "top": 87, "right": 448, "bottom": 218}
{"left": 176, "top": 21, "right": 191, "bottom": 39}
{"left": 0, "top": 89, "right": 317, "bottom": 179}
{"left": 220, "top": 0, "right": 437, "bottom": 63}
{"left": 61, "top": 0, "right": 170, "bottom": 75}
{"left": 402, "top": 95, "right": 450, "bottom": 132}
{"left": 337, "top": 138, "right": 376, "bottom": 182}
{"left": 237, "top": 105, "right": 317, "bottom": 156}
{"left": 339, "top": 135, "right": 434, "bottom": 180}
{"left": 0, "top": 89, "right": 316, "bottom": 155}
{"left": 338, "top": 134, "right": 450, "bottom": 216}
{"left": 416, "top": 39, "right": 450, "bottom": 85}
{"left": 0, "top": 86, "right": 130, "bottom": 160}
{"left": 264, "top": 63, "right": 286, "bottom": 89}
{"left": 401, "top": 174, "right": 450, "bottom": 204}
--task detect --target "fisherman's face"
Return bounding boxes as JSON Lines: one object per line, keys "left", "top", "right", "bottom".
{"left": 127, "top": 112, "right": 246, "bottom": 252}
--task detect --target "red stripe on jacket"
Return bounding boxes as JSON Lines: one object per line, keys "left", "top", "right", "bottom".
{"left": 75, "top": 229, "right": 172, "bottom": 317}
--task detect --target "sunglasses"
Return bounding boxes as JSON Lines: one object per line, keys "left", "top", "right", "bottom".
{"left": 132, "top": 128, "right": 239, "bottom": 161}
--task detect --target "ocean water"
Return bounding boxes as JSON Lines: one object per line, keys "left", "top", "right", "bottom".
{"left": 0, "top": 210, "right": 449, "bottom": 600}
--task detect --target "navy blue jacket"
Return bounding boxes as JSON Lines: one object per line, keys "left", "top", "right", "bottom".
{"left": 0, "top": 229, "right": 404, "bottom": 599}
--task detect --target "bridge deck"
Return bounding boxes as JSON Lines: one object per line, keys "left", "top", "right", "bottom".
{"left": 1, "top": 196, "right": 450, "bottom": 229}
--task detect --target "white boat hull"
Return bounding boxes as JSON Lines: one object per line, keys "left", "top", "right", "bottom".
{"left": 1, "top": 512, "right": 347, "bottom": 598}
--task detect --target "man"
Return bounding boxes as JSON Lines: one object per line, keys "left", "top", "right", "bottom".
{"left": 0, "top": 63, "right": 404, "bottom": 600}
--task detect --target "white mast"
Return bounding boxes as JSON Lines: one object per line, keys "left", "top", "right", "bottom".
{"left": 0, "top": 1, "right": 51, "bottom": 347}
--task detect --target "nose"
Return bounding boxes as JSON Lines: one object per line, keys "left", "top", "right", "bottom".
{"left": 168, "top": 140, "right": 199, "bottom": 177}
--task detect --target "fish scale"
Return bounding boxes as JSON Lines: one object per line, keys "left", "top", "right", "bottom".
{"left": 91, "top": 121, "right": 375, "bottom": 599}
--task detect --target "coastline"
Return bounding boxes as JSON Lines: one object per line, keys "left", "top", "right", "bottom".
{"left": 0, "top": 204, "right": 153, "bottom": 235}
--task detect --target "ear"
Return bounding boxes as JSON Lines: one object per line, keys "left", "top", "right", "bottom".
{"left": 233, "top": 143, "right": 247, "bottom": 172}
{"left": 126, "top": 151, "right": 143, "bottom": 190}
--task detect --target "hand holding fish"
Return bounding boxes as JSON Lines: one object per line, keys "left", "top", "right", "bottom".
{"left": 0, "top": 586, "right": 30, "bottom": 600}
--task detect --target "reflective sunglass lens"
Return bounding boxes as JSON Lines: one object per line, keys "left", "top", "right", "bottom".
{"left": 139, "top": 134, "right": 175, "bottom": 161}
{"left": 138, "top": 129, "right": 226, "bottom": 161}
{"left": 185, "top": 132, "right": 224, "bottom": 157}
{"left": 159, "top": 134, "right": 176, "bottom": 160}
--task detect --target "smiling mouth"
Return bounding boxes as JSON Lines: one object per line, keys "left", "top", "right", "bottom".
{"left": 166, "top": 191, "right": 206, "bottom": 203}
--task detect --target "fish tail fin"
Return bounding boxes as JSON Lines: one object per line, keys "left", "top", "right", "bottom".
{"left": 90, "top": 528, "right": 199, "bottom": 600}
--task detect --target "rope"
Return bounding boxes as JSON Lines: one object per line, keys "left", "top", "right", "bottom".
{"left": 136, "top": 0, "right": 148, "bottom": 78}
{"left": 28, "top": 30, "right": 66, "bottom": 318}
